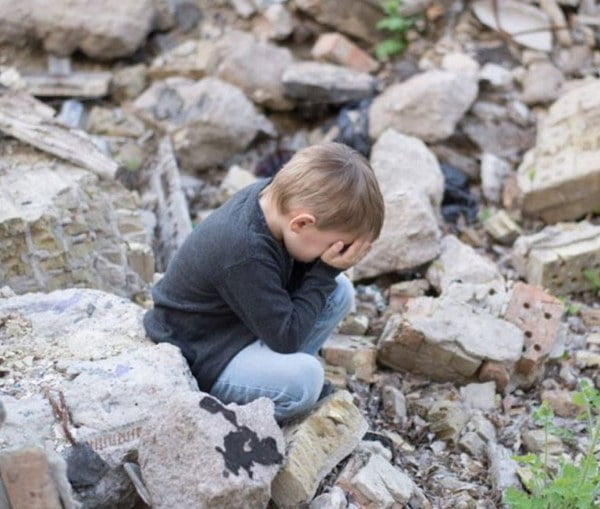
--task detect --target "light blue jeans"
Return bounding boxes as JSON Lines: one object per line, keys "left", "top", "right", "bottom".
{"left": 210, "top": 274, "right": 355, "bottom": 424}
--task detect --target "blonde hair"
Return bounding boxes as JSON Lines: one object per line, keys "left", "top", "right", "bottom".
{"left": 263, "top": 142, "right": 385, "bottom": 239}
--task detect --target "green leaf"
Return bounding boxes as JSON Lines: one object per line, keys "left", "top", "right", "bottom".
{"left": 375, "top": 39, "right": 405, "bottom": 60}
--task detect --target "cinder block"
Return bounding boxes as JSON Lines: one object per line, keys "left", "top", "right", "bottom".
{"left": 311, "top": 33, "right": 378, "bottom": 73}
{"left": 503, "top": 282, "right": 564, "bottom": 375}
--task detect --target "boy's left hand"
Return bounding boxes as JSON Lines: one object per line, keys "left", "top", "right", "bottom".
{"left": 320, "top": 238, "right": 372, "bottom": 270}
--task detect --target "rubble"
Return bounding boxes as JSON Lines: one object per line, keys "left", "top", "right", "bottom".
{"left": 311, "top": 33, "right": 379, "bottom": 73}
{"left": 483, "top": 210, "right": 522, "bottom": 245}
{"left": 321, "top": 334, "right": 378, "bottom": 383}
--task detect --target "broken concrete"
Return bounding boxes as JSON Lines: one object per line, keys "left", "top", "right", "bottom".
{"left": 311, "top": 33, "right": 378, "bottom": 73}
{"left": 321, "top": 334, "right": 378, "bottom": 383}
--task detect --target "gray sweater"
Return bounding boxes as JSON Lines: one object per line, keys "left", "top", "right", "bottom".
{"left": 143, "top": 179, "right": 340, "bottom": 391}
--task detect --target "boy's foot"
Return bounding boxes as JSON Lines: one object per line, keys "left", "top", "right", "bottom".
{"left": 317, "top": 380, "right": 337, "bottom": 401}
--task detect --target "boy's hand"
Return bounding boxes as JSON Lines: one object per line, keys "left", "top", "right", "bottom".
{"left": 320, "top": 238, "right": 372, "bottom": 270}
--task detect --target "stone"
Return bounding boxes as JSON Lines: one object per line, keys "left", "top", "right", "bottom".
{"left": 541, "top": 389, "right": 583, "bottom": 418}
{"left": 253, "top": 4, "right": 294, "bottom": 41}
{"left": 381, "top": 386, "right": 407, "bottom": 423}
{"left": 483, "top": 210, "right": 523, "bottom": 245}
{"left": 460, "top": 382, "right": 497, "bottom": 411}
{"left": 312, "top": 33, "right": 378, "bottom": 73}
{"left": 479, "top": 63, "right": 514, "bottom": 90}
{"left": 555, "top": 45, "right": 594, "bottom": 76}
{"left": 521, "top": 62, "right": 564, "bottom": 104}
{"left": 111, "top": 64, "right": 148, "bottom": 103}
{"left": 575, "top": 350, "right": 600, "bottom": 368}
{"left": 352, "top": 454, "right": 414, "bottom": 507}
{"left": 467, "top": 413, "right": 496, "bottom": 443}
{"left": 132, "top": 76, "right": 275, "bottom": 171}
{"left": 338, "top": 314, "right": 369, "bottom": 336}
{"left": 139, "top": 393, "right": 284, "bottom": 509}
{"left": 481, "top": 153, "right": 513, "bottom": 203}
{"left": 539, "top": 0, "right": 572, "bottom": 47}
{"left": 220, "top": 165, "right": 258, "bottom": 202}
{"left": 377, "top": 298, "right": 524, "bottom": 383}
{"left": 282, "top": 62, "right": 375, "bottom": 105}
{"left": 503, "top": 282, "right": 564, "bottom": 377}
{"left": 388, "top": 279, "right": 430, "bottom": 312}
{"left": 458, "top": 431, "right": 486, "bottom": 459}
{"left": 149, "top": 39, "right": 218, "bottom": 80}
{"left": 230, "top": 0, "right": 255, "bottom": 18}
{"left": 294, "top": 0, "right": 382, "bottom": 43}
{"left": 352, "top": 190, "right": 441, "bottom": 279}
{"left": 426, "top": 236, "right": 503, "bottom": 293}
{"left": 516, "top": 80, "right": 600, "bottom": 222}
{"left": 369, "top": 70, "right": 478, "bottom": 142}
{"left": 369, "top": 128, "right": 444, "bottom": 209}
{"left": 271, "top": 391, "right": 368, "bottom": 508}
{"left": 0, "top": 153, "right": 151, "bottom": 297}
{"left": 427, "top": 400, "right": 469, "bottom": 442}
{"left": 512, "top": 222, "right": 600, "bottom": 294}
{"left": 471, "top": 0, "right": 553, "bottom": 52}
{"left": 523, "top": 429, "right": 563, "bottom": 454}
{"left": 487, "top": 442, "right": 521, "bottom": 493}
{"left": 0, "top": 0, "right": 157, "bottom": 60}
{"left": 321, "top": 334, "right": 377, "bottom": 382}
{"left": 581, "top": 308, "right": 600, "bottom": 328}
{"left": 86, "top": 106, "right": 146, "bottom": 138}
{"left": 309, "top": 486, "right": 347, "bottom": 509}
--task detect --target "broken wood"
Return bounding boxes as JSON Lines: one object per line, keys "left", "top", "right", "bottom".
{"left": 0, "top": 91, "right": 119, "bottom": 180}
{"left": 23, "top": 71, "right": 112, "bottom": 98}
{"left": 0, "top": 448, "right": 62, "bottom": 509}
{"left": 150, "top": 137, "right": 193, "bottom": 270}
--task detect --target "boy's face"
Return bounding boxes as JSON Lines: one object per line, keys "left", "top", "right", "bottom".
{"left": 282, "top": 214, "right": 359, "bottom": 263}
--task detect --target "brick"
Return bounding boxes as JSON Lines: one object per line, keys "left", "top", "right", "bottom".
{"left": 512, "top": 221, "right": 600, "bottom": 294}
{"left": 311, "top": 32, "right": 378, "bottom": 73}
{"left": 503, "top": 282, "right": 564, "bottom": 375}
{"left": 0, "top": 448, "right": 62, "bottom": 509}
{"left": 478, "top": 360, "right": 510, "bottom": 393}
{"left": 321, "top": 334, "right": 377, "bottom": 382}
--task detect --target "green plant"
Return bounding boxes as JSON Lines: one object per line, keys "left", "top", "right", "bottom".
{"left": 375, "top": 0, "right": 418, "bottom": 60}
{"left": 504, "top": 381, "right": 600, "bottom": 509}
{"left": 557, "top": 296, "right": 580, "bottom": 317}
{"left": 478, "top": 207, "right": 493, "bottom": 222}
{"left": 582, "top": 268, "right": 600, "bottom": 292}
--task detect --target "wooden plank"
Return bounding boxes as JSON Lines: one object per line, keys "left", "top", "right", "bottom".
{"left": 0, "top": 448, "right": 62, "bottom": 509}
{"left": 150, "top": 136, "right": 193, "bottom": 269}
{"left": 23, "top": 71, "right": 112, "bottom": 98}
{"left": 0, "top": 91, "right": 119, "bottom": 180}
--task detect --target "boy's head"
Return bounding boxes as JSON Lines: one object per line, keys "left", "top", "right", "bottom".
{"left": 261, "top": 142, "right": 385, "bottom": 263}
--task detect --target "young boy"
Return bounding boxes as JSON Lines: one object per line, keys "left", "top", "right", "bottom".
{"left": 143, "top": 142, "right": 385, "bottom": 423}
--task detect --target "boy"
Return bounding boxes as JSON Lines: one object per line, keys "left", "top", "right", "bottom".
{"left": 143, "top": 142, "right": 385, "bottom": 423}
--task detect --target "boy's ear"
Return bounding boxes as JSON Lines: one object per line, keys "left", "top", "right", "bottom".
{"left": 289, "top": 213, "right": 316, "bottom": 233}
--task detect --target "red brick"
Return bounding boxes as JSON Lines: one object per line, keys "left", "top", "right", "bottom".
{"left": 311, "top": 33, "right": 378, "bottom": 74}
{"left": 503, "top": 282, "right": 564, "bottom": 375}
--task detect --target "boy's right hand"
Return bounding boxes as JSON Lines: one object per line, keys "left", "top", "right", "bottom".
{"left": 320, "top": 238, "right": 372, "bottom": 270}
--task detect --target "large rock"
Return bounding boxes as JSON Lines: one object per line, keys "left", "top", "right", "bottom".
{"left": 0, "top": 288, "right": 200, "bottom": 508}
{"left": 149, "top": 32, "right": 295, "bottom": 111}
{"left": 132, "top": 77, "right": 275, "bottom": 171}
{"left": 0, "top": 0, "right": 156, "bottom": 60}
{"left": 352, "top": 190, "right": 441, "bottom": 279}
{"left": 282, "top": 62, "right": 375, "bottom": 105}
{"left": 0, "top": 152, "right": 153, "bottom": 297}
{"left": 377, "top": 297, "right": 524, "bottom": 384}
{"left": 271, "top": 391, "right": 367, "bottom": 508}
{"left": 139, "top": 393, "right": 284, "bottom": 509}
{"left": 369, "top": 70, "right": 478, "bottom": 142}
{"left": 294, "top": 0, "right": 382, "bottom": 43}
{"left": 516, "top": 80, "right": 600, "bottom": 222}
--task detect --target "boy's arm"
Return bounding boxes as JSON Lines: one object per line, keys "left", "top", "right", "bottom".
{"left": 218, "top": 258, "right": 340, "bottom": 353}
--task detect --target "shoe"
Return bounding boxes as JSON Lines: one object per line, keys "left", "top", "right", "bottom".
{"left": 317, "top": 380, "right": 337, "bottom": 402}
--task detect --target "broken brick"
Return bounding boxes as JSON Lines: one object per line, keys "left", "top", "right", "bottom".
{"left": 311, "top": 33, "right": 378, "bottom": 74}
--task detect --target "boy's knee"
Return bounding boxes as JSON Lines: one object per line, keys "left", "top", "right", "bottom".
{"left": 334, "top": 275, "right": 355, "bottom": 316}
{"left": 277, "top": 354, "right": 324, "bottom": 421}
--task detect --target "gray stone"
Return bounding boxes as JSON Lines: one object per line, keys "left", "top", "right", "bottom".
{"left": 427, "top": 400, "right": 469, "bottom": 442}
{"left": 132, "top": 77, "right": 275, "bottom": 171}
{"left": 458, "top": 431, "right": 487, "bottom": 459}
{"left": 522, "top": 62, "right": 564, "bottom": 104}
{"left": 338, "top": 314, "right": 369, "bottom": 336}
{"left": 352, "top": 454, "right": 414, "bottom": 507}
{"left": 282, "top": 62, "right": 375, "bottom": 105}
{"left": 381, "top": 386, "right": 407, "bottom": 423}
{"left": 112, "top": 64, "right": 148, "bottom": 103}
{"left": 369, "top": 70, "right": 478, "bottom": 142}
{"left": 139, "top": 393, "right": 284, "bottom": 509}
{"left": 479, "top": 63, "right": 514, "bottom": 90}
{"left": 460, "top": 382, "right": 497, "bottom": 411}
{"left": 254, "top": 4, "right": 294, "bottom": 41}
{"left": 309, "top": 486, "right": 348, "bottom": 509}
{"left": 487, "top": 442, "right": 521, "bottom": 493}
{"left": 484, "top": 210, "right": 523, "bottom": 245}
{"left": 220, "top": 165, "right": 257, "bottom": 202}
{"left": 481, "top": 153, "right": 513, "bottom": 203}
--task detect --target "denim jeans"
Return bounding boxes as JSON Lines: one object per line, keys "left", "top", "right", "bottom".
{"left": 209, "top": 274, "right": 355, "bottom": 423}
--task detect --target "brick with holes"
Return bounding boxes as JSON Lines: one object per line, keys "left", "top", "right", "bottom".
{"left": 503, "top": 282, "right": 564, "bottom": 377}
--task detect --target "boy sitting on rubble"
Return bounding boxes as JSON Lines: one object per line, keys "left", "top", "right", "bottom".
{"left": 143, "top": 142, "right": 385, "bottom": 423}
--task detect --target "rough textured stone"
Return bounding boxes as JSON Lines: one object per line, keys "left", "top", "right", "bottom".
{"left": 487, "top": 442, "right": 521, "bottom": 494}
{"left": 0, "top": 153, "right": 152, "bottom": 297}
{"left": 516, "top": 80, "right": 600, "bottom": 222}
{"left": 484, "top": 210, "right": 522, "bottom": 245}
{"left": 271, "top": 391, "right": 367, "bottom": 508}
{"left": 512, "top": 221, "right": 600, "bottom": 294}
{"left": 111, "top": 64, "right": 148, "bottom": 103}
{"left": 253, "top": 4, "right": 294, "bottom": 41}
{"left": 282, "top": 62, "right": 375, "bottom": 104}
{"left": 377, "top": 297, "right": 524, "bottom": 383}
{"left": 139, "top": 393, "right": 284, "bottom": 509}
{"left": 294, "top": 0, "right": 382, "bottom": 43}
{"left": 352, "top": 190, "right": 441, "bottom": 279}
{"left": 503, "top": 282, "right": 564, "bottom": 377}
{"left": 481, "top": 153, "right": 513, "bottom": 203}
{"left": 521, "top": 61, "right": 564, "bottom": 105}
{"left": 460, "top": 382, "right": 497, "bottom": 411}
{"left": 369, "top": 70, "right": 478, "bottom": 142}
{"left": 309, "top": 485, "right": 347, "bottom": 509}
{"left": 132, "top": 77, "right": 275, "bottom": 171}
{"left": 427, "top": 400, "right": 469, "bottom": 442}
{"left": 312, "top": 33, "right": 378, "bottom": 73}
{"left": 220, "top": 165, "right": 257, "bottom": 202}
{"left": 0, "top": 0, "right": 156, "bottom": 59}
{"left": 149, "top": 39, "right": 218, "bottom": 80}
{"left": 321, "top": 334, "right": 377, "bottom": 383}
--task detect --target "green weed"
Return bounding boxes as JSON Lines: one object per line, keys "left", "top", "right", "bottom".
{"left": 375, "top": 0, "right": 418, "bottom": 60}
